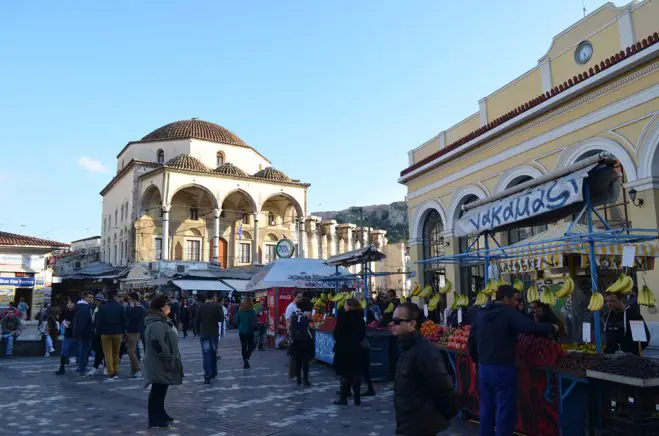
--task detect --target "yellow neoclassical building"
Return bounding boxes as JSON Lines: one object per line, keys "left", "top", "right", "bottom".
{"left": 399, "top": 1, "right": 659, "bottom": 321}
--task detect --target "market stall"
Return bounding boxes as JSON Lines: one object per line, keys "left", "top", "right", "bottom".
{"left": 416, "top": 153, "right": 659, "bottom": 435}
{"left": 244, "top": 258, "right": 351, "bottom": 348}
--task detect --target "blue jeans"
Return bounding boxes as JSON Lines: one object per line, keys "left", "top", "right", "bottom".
{"left": 69, "top": 339, "right": 90, "bottom": 373}
{"left": 200, "top": 335, "right": 219, "bottom": 379}
{"left": 254, "top": 325, "right": 266, "bottom": 349}
{"left": 2, "top": 333, "right": 14, "bottom": 355}
{"left": 44, "top": 334, "right": 53, "bottom": 355}
{"left": 479, "top": 364, "right": 517, "bottom": 436}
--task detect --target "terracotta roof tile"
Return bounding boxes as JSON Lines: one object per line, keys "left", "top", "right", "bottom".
{"left": 164, "top": 154, "right": 210, "bottom": 172}
{"left": 0, "top": 231, "right": 69, "bottom": 248}
{"left": 252, "top": 167, "right": 292, "bottom": 183}
{"left": 141, "top": 118, "right": 247, "bottom": 147}
{"left": 214, "top": 162, "right": 249, "bottom": 178}
{"left": 400, "top": 32, "right": 659, "bottom": 178}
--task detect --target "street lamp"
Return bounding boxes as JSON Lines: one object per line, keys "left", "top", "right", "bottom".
{"left": 628, "top": 188, "right": 644, "bottom": 207}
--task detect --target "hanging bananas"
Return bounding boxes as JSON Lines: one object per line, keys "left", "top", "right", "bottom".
{"left": 450, "top": 294, "right": 469, "bottom": 310}
{"left": 587, "top": 292, "right": 604, "bottom": 311}
{"left": 554, "top": 275, "right": 574, "bottom": 299}
{"left": 605, "top": 273, "right": 633, "bottom": 295}
{"left": 384, "top": 302, "right": 395, "bottom": 314}
{"left": 419, "top": 285, "right": 434, "bottom": 299}
{"left": 438, "top": 280, "right": 453, "bottom": 295}
{"left": 428, "top": 293, "right": 442, "bottom": 311}
{"left": 474, "top": 291, "right": 488, "bottom": 306}
{"left": 513, "top": 279, "right": 524, "bottom": 292}
{"left": 539, "top": 288, "right": 557, "bottom": 306}
{"left": 410, "top": 282, "right": 421, "bottom": 297}
{"left": 638, "top": 285, "right": 657, "bottom": 306}
{"left": 526, "top": 284, "right": 540, "bottom": 303}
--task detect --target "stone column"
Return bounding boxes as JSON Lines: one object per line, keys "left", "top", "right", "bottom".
{"left": 305, "top": 217, "right": 319, "bottom": 259}
{"left": 338, "top": 224, "right": 355, "bottom": 253}
{"left": 213, "top": 209, "right": 221, "bottom": 263}
{"left": 161, "top": 205, "right": 170, "bottom": 261}
{"left": 297, "top": 218, "right": 306, "bottom": 258}
{"left": 252, "top": 212, "right": 260, "bottom": 265}
{"left": 322, "top": 220, "right": 337, "bottom": 258}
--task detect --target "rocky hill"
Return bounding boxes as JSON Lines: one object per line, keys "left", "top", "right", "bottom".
{"left": 312, "top": 201, "right": 408, "bottom": 244}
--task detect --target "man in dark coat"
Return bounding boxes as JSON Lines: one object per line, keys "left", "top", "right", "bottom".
{"left": 196, "top": 294, "right": 224, "bottom": 384}
{"left": 468, "top": 285, "right": 557, "bottom": 436}
{"left": 603, "top": 292, "right": 650, "bottom": 354}
{"left": 393, "top": 302, "right": 459, "bottom": 436}
{"left": 72, "top": 291, "right": 94, "bottom": 374}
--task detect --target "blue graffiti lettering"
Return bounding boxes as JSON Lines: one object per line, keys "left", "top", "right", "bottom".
{"left": 546, "top": 180, "right": 572, "bottom": 210}
{"left": 532, "top": 189, "right": 546, "bottom": 213}
{"left": 468, "top": 212, "right": 480, "bottom": 232}
{"left": 515, "top": 196, "right": 530, "bottom": 219}
{"left": 503, "top": 202, "right": 515, "bottom": 221}
{"left": 491, "top": 205, "right": 502, "bottom": 227}
{"left": 481, "top": 209, "right": 492, "bottom": 228}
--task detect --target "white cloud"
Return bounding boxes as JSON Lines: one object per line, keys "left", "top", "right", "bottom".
{"left": 77, "top": 156, "right": 109, "bottom": 174}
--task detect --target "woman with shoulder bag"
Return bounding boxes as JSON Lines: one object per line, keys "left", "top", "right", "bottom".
{"left": 144, "top": 295, "right": 183, "bottom": 429}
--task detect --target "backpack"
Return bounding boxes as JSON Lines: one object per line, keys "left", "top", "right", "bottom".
{"left": 290, "top": 312, "right": 310, "bottom": 342}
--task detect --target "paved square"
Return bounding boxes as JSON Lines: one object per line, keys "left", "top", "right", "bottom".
{"left": 0, "top": 332, "right": 479, "bottom": 435}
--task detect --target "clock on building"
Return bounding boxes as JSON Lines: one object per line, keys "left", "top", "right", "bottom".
{"left": 575, "top": 41, "right": 593, "bottom": 65}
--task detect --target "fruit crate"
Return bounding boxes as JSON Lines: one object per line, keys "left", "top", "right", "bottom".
{"left": 586, "top": 371, "right": 659, "bottom": 421}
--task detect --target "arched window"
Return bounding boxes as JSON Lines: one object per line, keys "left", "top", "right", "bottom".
{"left": 114, "top": 209, "right": 118, "bottom": 225}
{"left": 125, "top": 201, "right": 129, "bottom": 221}
{"left": 120, "top": 204, "right": 124, "bottom": 222}
{"left": 422, "top": 210, "right": 445, "bottom": 293}
{"left": 268, "top": 212, "right": 276, "bottom": 226}
{"left": 190, "top": 205, "right": 199, "bottom": 220}
{"left": 216, "top": 151, "right": 225, "bottom": 168}
{"left": 157, "top": 149, "right": 164, "bottom": 164}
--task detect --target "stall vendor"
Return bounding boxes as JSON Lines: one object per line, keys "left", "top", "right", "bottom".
{"left": 603, "top": 292, "right": 650, "bottom": 355}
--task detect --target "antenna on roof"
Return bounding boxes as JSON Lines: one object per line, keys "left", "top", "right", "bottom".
{"left": 582, "top": 0, "right": 586, "bottom": 17}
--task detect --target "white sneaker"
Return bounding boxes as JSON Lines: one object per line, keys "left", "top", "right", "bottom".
{"left": 86, "top": 368, "right": 98, "bottom": 376}
{"left": 44, "top": 353, "right": 50, "bottom": 358}
{"left": 132, "top": 370, "right": 143, "bottom": 378}
{"left": 104, "top": 375, "right": 118, "bottom": 382}
{"left": 49, "top": 347, "right": 55, "bottom": 353}
{"left": 103, "top": 367, "right": 108, "bottom": 376}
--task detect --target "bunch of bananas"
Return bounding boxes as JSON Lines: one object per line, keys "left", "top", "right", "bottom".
{"left": 526, "top": 284, "right": 540, "bottom": 303}
{"left": 554, "top": 275, "right": 574, "bottom": 298}
{"left": 638, "top": 285, "right": 657, "bottom": 306}
{"left": 384, "top": 302, "right": 395, "bottom": 314}
{"left": 587, "top": 292, "right": 604, "bottom": 311}
{"left": 428, "top": 293, "right": 442, "bottom": 311}
{"left": 438, "top": 280, "right": 453, "bottom": 295}
{"left": 513, "top": 279, "right": 524, "bottom": 292}
{"left": 419, "top": 285, "right": 434, "bottom": 299}
{"left": 539, "top": 288, "right": 557, "bottom": 306}
{"left": 481, "top": 279, "right": 497, "bottom": 296}
{"left": 410, "top": 282, "right": 421, "bottom": 297}
{"left": 474, "top": 291, "right": 488, "bottom": 306}
{"left": 312, "top": 293, "right": 330, "bottom": 310}
{"left": 450, "top": 294, "right": 469, "bottom": 310}
{"left": 605, "top": 273, "right": 633, "bottom": 295}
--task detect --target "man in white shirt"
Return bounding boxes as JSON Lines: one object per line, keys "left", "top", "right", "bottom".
{"left": 285, "top": 290, "right": 304, "bottom": 379}
{"left": 285, "top": 291, "right": 304, "bottom": 330}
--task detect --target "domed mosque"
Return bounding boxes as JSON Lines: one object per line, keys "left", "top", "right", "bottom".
{"left": 100, "top": 119, "right": 389, "bottom": 271}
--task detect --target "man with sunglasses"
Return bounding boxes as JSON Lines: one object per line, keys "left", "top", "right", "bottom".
{"left": 393, "top": 302, "right": 460, "bottom": 436}
{"left": 468, "top": 285, "right": 558, "bottom": 436}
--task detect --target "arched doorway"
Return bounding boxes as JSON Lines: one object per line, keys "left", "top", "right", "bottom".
{"left": 422, "top": 210, "right": 445, "bottom": 292}
{"left": 218, "top": 238, "right": 228, "bottom": 268}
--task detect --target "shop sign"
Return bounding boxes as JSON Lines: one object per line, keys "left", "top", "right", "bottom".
{"left": 456, "top": 169, "right": 590, "bottom": 237}
{"left": 0, "top": 254, "right": 45, "bottom": 270}
{"left": 276, "top": 239, "right": 295, "bottom": 259}
{"left": 0, "top": 277, "right": 36, "bottom": 287}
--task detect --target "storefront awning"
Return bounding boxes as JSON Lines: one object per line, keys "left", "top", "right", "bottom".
{"left": 222, "top": 279, "right": 250, "bottom": 293}
{"left": 171, "top": 279, "right": 233, "bottom": 292}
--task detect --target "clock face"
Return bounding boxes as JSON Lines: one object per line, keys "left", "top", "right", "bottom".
{"left": 575, "top": 41, "right": 593, "bottom": 65}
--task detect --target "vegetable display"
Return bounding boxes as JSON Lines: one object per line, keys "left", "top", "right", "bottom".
{"left": 515, "top": 334, "right": 565, "bottom": 366}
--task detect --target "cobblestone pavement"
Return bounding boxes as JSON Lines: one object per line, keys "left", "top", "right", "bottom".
{"left": 0, "top": 332, "right": 479, "bottom": 436}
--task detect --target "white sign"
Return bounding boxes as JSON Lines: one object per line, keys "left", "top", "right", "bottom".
{"left": 629, "top": 320, "right": 648, "bottom": 342}
{"left": 582, "top": 322, "right": 591, "bottom": 343}
{"left": 457, "top": 309, "right": 463, "bottom": 324}
{"left": 622, "top": 245, "right": 636, "bottom": 267}
{"left": 455, "top": 167, "right": 591, "bottom": 237}
{"left": 423, "top": 304, "right": 428, "bottom": 317}
{"left": 0, "top": 253, "right": 45, "bottom": 271}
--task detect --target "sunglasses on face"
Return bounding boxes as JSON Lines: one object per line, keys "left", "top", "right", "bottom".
{"left": 392, "top": 318, "right": 411, "bottom": 325}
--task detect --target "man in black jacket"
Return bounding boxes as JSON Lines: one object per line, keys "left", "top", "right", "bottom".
{"left": 72, "top": 292, "right": 94, "bottom": 374}
{"left": 96, "top": 290, "right": 126, "bottom": 381}
{"left": 196, "top": 294, "right": 224, "bottom": 384}
{"left": 468, "top": 285, "right": 557, "bottom": 436}
{"left": 603, "top": 292, "right": 650, "bottom": 354}
{"left": 393, "top": 302, "right": 459, "bottom": 436}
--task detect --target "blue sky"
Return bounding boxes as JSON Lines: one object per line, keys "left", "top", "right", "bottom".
{"left": 0, "top": 0, "right": 623, "bottom": 243}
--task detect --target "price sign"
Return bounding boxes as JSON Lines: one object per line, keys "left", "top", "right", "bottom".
{"left": 629, "top": 320, "right": 648, "bottom": 342}
{"left": 582, "top": 322, "right": 591, "bottom": 343}
{"left": 443, "top": 308, "right": 450, "bottom": 326}
{"left": 457, "top": 309, "right": 463, "bottom": 324}
{"left": 423, "top": 304, "right": 428, "bottom": 317}
{"left": 622, "top": 245, "right": 636, "bottom": 267}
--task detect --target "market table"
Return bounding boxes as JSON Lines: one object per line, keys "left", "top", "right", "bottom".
{"left": 438, "top": 347, "right": 589, "bottom": 436}
{"left": 313, "top": 320, "right": 397, "bottom": 382}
